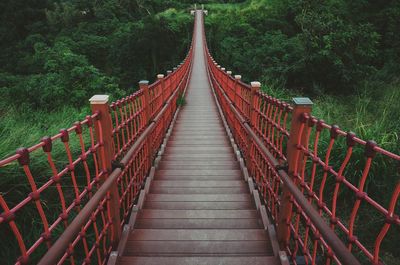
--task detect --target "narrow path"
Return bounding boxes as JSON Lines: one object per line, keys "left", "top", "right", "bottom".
{"left": 115, "top": 11, "right": 278, "bottom": 265}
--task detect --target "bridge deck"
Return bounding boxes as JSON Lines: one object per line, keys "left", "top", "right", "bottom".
{"left": 115, "top": 11, "right": 279, "bottom": 265}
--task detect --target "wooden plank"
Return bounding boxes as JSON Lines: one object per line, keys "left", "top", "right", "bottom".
{"left": 128, "top": 229, "right": 268, "bottom": 241}
{"left": 157, "top": 164, "right": 239, "bottom": 170}
{"left": 138, "top": 209, "right": 258, "bottom": 219}
{"left": 117, "top": 256, "right": 279, "bottom": 265}
{"left": 161, "top": 153, "right": 235, "bottom": 159}
{"left": 124, "top": 241, "right": 272, "bottom": 255}
{"left": 146, "top": 194, "right": 252, "bottom": 202}
{"left": 158, "top": 161, "right": 239, "bottom": 167}
{"left": 168, "top": 136, "right": 228, "bottom": 140}
{"left": 154, "top": 175, "right": 242, "bottom": 181}
{"left": 143, "top": 201, "right": 253, "bottom": 210}
{"left": 163, "top": 149, "right": 233, "bottom": 154}
{"left": 155, "top": 169, "right": 242, "bottom": 176}
{"left": 134, "top": 218, "right": 262, "bottom": 229}
{"left": 151, "top": 180, "right": 245, "bottom": 187}
{"left": 150, "top": 187, "right": 248, "bottom": 194}
{"left": 167, "top": 140, "right": 230, "bottom": 145}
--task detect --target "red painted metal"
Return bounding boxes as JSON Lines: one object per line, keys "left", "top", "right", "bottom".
{"left": 203, "top": 10, "right": 399, "bottom": 264}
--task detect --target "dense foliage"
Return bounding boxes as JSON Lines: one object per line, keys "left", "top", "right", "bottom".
{"left": 0, "top": 0, "right": 193, "bottom": 111}
{"left": 206, "top": 0, "right": 400, "bottom": 94}
{"left": 0, "top": 0, "right": 196, "bottom": 159}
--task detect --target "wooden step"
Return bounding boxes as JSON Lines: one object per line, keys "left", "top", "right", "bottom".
{"left": 137, "top": 210, "right": 258, "bottom": 219}
{"left": 145, "top": 194, "right": 253, "bottom": 202}
{"left": 155, "top": 169, "right": 242, "bottom": 176}
{"left": 160, "top": 154, "right": 236, "bottom": 160}
{"left": 163, "top": 149, "right": 233, "bottom": 155}
{"left": 117, "top": 256, "right": 279, "bottom": 265}
{"left": 151, "top": 180, "right": 245, "bottom": 187}
{"left": 157, "top": 164, "right": 239, "bottom": 170}
{"left": 128, "top": 229, "right": 268, "bottom": 241}
{"left": 134, "top": 218, "right": 262, "bottom": 229}
{"left": 167, "top": 140, "right": 230, "bottom": 145}
{"left": 161, "top": 156, "right": 235, "bottom": 161}
{"left": 168, "top": 136, "right": 228, "bottom": 140}
{"left": 124, "top": 240, "right": 273, "bottom": 255}
{"left": 150, "top": 187, "right": 248, "bottom": 194}
{"left": 158, "top": 161, "right": 239, "bottom": 167}
{"left": 154, "top": 175, "right": 242, "bottom": 181}
{"left": 143, "top": 201, "right": 253, "bottom": 210}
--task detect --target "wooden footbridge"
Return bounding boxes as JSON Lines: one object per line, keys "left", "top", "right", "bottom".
{"left": 0, "top": 9, "right": 399, "bottom": 265}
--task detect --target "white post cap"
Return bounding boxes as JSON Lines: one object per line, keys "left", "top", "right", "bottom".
{"left": 89, "top": 95, "right": 109, "bottom": 104}
{"left": 221, "top": 68, "right": 226, "bottom": 71}
{"left": 227, "top": 71, "right": 232, "bottom": 75}
{"left": 251, "top": 81, "right": 261, "bottom": 88}
{"left": 234, "top": 75, "right": 242, "bottom": 80}
{"left": 157, "top": 74, "right": 164, "bottom": 79}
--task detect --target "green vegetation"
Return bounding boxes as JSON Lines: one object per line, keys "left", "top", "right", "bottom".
{"left": 0, "top": 0, "right": 194, "bottom": 159}
{"left": 205, "top": 1, "right": 399, "bottom": 264}
{"left": 205, "top": 0, "right": 400, "bottom": 148}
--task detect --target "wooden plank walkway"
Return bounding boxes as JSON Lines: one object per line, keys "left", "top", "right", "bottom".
{"left": 114, "top": 11, "right": 280, "bottom": 265}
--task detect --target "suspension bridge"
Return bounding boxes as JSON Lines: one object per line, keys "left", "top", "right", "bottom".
{"left": 0, "top": 9, "right": 399, "bottom": 265}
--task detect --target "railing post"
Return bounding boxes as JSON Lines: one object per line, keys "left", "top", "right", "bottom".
{"left": 89, "top": 95, "right": 121, "bottom": 246}
{"left": 166, "top": 70, "right": 172, "bottom": 98}
{"left": 157, "top": 74, "right": 165, "bottom": 105}
{"left": 250, "top": 81, "right": 261, "bottom": 126}
{"left": 244, "top": 82, "right": 261, "bottom": 175}
{"left": 277, "top": 97, "right": 313, "bottom": 248}
{"left": 234, "top": 75, "right": 241, "bottom": 107}
{"left": 221, "top": 67, "right": 226, "bottom": 90}
{"left": 140, "top": 80, "right": 151, "bottom": 124}
{"left": 226, "top": 71, "right": 232, "bottom": 99}
{"left": 173, "top": 67, "right": 177, "bottom": 91}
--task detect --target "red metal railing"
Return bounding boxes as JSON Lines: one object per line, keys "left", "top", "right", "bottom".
{"left": 0, "top": 12, "right": 196, "bottom": 265}
{"left": 203, "top": 12, "right": 399, "bottom": 265}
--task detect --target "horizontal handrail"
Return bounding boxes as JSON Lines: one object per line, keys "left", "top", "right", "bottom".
{"left": 37, "top": 82, "right": 182, "bottom": 264}
{"left": 37, "top": 167, "right": 121, "bottom": 265}
{"left": 208, "top": 64, "right": 360, "bottom": 264}
{"left": 36, "top": 12, "right": 196, "bottom": 265}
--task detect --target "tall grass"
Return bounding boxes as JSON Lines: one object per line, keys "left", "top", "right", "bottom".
{"left": 0, "top": 104, "right": 96, "bottom": 263}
